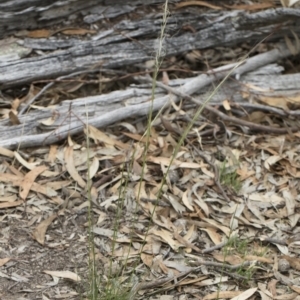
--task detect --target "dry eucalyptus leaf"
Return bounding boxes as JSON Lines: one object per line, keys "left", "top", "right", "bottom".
{"left": 32, "top": 213, "right": 57, "bottom": 245}
{"left": 19, "top": 165, "right": 48, "bottom": 200}
{"left": 43, "top": 270, "right": 81, "bottom": 282}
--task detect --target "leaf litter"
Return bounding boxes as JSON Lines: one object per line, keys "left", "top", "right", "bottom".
{"left": 1, "top": 97, "right": 300, "bottom": 299}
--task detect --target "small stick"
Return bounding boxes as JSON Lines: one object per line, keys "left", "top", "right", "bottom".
{"left": 202, "top": 241, "right": 227, "bottom": 253}
{"left": 19, "top": 68, "right": 102, "bottom": 115}
{"left": 140, "top": 77, "right": 300, "bottom": 134}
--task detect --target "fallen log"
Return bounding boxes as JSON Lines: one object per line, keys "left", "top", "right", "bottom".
{"left": 0, "top": 6, "right": 300, "bottom": 87}
{"left": 0, "top": 2, "right": 299, "bottom": 149}
{"left": 0, "top": 44, "right": 298, "bottom": 149}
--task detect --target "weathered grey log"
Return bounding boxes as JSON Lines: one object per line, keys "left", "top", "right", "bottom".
{"left": 0, "top": 0, "right": 171, "bottom": 39}
{"left": 0, "top": 2, "right": 299, "bottom": 149}
{"left": 0, "top": 7, "right": 300, "bottom": 88}
{"left": 0, "top": 44, "right": 297, "bottom": 149}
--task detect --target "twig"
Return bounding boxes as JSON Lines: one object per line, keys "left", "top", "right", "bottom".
{"left": 196, "top": 260, "right": 252, "bottom": 271}
{"left": 140, "top": 197, "right": 171, "bottom": 207}
{"left": 233, "top": 102, "right": 300, "bottom": 117}
{"left": 132, "top": 266, "right": 201, "bottom": 292}
{"left": 133, "top": 259, "right": 254, "bottom": 296}
{"left": 202, "top": 241, "right": 227, "bottom": 254}
{"left": 259, "top": 237, "right": 287, "bottom": 246}
{"left": 93, "top": 174, "right": 114, "bottom": 189}
{"left": 19, "top": 68, "right": 102, "bottom": 115}
{"left": 221, "top": 270, "right": 249, "bottom": 280}
{"left": 144, "top": 78, "right": 300, "bottom": 134}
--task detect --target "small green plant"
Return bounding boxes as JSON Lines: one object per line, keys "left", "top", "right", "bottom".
{"left": 219, "top": 161, "right": 241, "bottom": 192}
{"left": 83, "top": 0, "right": 249, "bottom": 297}
{"left": 222, "top": 236, "right": 268, "bottom": 284}
{"left": 98, "top": 279, "right": 131, "bottom": 300}
{"left": 223, "top": 236, "right": 253, "bottom": 282}
{"left": 225, "top": 235, "right": 248, "bottom": 255}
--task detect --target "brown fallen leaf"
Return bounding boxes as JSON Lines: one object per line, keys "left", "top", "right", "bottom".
{"left": 86, "top": 125, "right": 129, "bottom": 149}
{"left": 61, "top": 28, "right": 96, "bottom": 36}
{"left": 203, "top": 291, "right": 242, "bottom": 300}
{"left": 32, "top": 213, "right": 57, "bottom": 245}
{"left": 173, "top": 231, "right": 202, "bottom": 253}
{"left": 48, "top": 145, "right": 57, "bottom": 163}
{"left": 27, "top": 29, "right": 52, "bottom": 38}
{"left": 0, "top": 147, "right": 14, "bottom": 158}
{"left": 141, "top": 253, "right": 153, "bottom": 268}
{"left": 0, "top": 200, "right": 23, "bottom": 209}
{"left": 123, "top": 132, "right": 154, "bottom": 143}
{"left": 244, "top": 255, "right": 273, "bottom": 264}
{"left": 11, "top": 98, "right": 20, "bottom": 111}
{"left": 19, "top": 165, "right": 48, "bottom": 200}
{"left": 65, "top": 146, "right": 86, "bottom": 188}
{"left": 290, "top": 285, "right": 300, "bottom": 294}
{"left": 231, "top": 288, "right": 257, "bottom": 300}
{"left": 9, "top": 111, "right": 20, "bottom": 125}
{"left": 0, "top": 257, "right": 11, "bottom": 267}
{"left": 176, "top": 1, "right": 222, "bottom": 10}
{"left": 201, "top": 228, "right": 222, "bottom": 245}
{"left": 282, "top": 255, "right": 300, "bottom": 271}
{"left": 151, "top": 229, "right": 182, "bottom": 251}
{"left": 212, "top": 253, "right": 244, "bottom": 265}
{"left": 223, "top": 3, "right": 274, "bottom": 11}
{"left": 43, "top": 270, "right": 81, "bottom": 282}
{"left": 0, "top": 173, "right": 57, "bottom": 197}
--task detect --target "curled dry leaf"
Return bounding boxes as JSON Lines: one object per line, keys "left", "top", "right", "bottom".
{"left": 213, "top": 253, "right": 244, "bottom": 265}
{"left": 32, "top": 213, "right": 57, "bottom": 245}
{"left": 290, "top": 285, "right": 300, "bottom": 294}
{"left": 64, "top": 146, "right": 86, "bottom": 188}
{"left": 203, "top": 218, "right": 231, "bottom": 237}
{"left": 14, "top": 151, "right": 40, "bottom": 169}
{"left": 19, "top": 165, "right": 48, "bottom": 200}
{"left": 230, "top": 288, "right": 257, "bottom": 300}
{"left": 151, "top": 229, "right": 182, "bottom": 251}
{"left": 141, "top": 253, "right": 153, "bottom": 268}
{"left": 0, "top": 257, "right": 11, "bottom": 267}
{"left": 163, "top": 194, "right": 186, "bottom": 214}
{"left": 173, "top": 230, "right": 202, "bottom": 253}
{"left": 86, "top": 125, "right": 129, "bottom": 149}
{"left": 201, "top": 228, "right": 222, "bottom": 245}
{"left": 182, "top": 190, "right": 194, "bottom": 211}
{"left": 89, "top": 156, "right": 99, "bottom": 179}
{"left": 14, "top": 152, "right": 56, "bottom": 177}
{"left": 9, "top": 111, "right": 20, "bottom": 125}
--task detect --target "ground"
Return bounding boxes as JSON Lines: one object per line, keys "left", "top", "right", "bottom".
{"left": 1, "top": 130, "right": 300, "bottom": 299}
{"left": 0, "top": 209, "right": 88, "bottom": 299}
{"left": 1, "top": 1, "right": 300, "bottom": 300}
